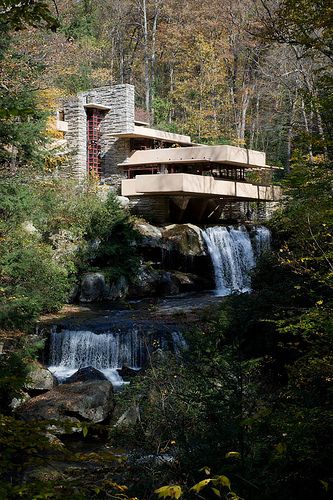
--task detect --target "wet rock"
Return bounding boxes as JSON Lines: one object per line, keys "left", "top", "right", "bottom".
{"left": 25, "top": 363, "right": 56, "bottom": 393}
{"left": 129, "top": 265, "right": 180, "bottom": 297}
{"left": 157, "top": 272, "right": 180, "bottom": 296}
{"left": 17, "top": 381, "right": 115, "bottom": 429}
{"left": 80, "top": 272, "right": 107, "bottom": 302}
{"left": 129, "top": 264, "right": 160, "bottom": 297}
{"left": 162, "top": 224, "right": 206, "bottom": 257}
{"left": 65, "top": 367, "right": 108, "bottom": 384}
{"left": 135, "top": 222, "right": 163, "bottom": 248}
{"left": 172, "top": 271, "right": 211, "bottom": 292}
{"left": 117, "top": 365, "right": 140, "bottom": 379}
{"left": 108, "top": 275, "right": 128, "bottom": 300}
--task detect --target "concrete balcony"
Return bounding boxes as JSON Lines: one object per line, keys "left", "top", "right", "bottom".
{"left": 121, "top": 173, "right": 281, "bottom": 202}
{"left": 119, "top": 144, "right": 272, "bottom": 168}
{"left": 114, "top": 125, "right": 192, "bottom": 145}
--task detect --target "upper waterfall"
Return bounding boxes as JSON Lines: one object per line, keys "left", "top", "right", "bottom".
{"left": 202, "top": 226, "right": 270, "bottom": 296}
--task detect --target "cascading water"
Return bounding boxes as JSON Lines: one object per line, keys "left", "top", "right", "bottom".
{"left": 253, "top": 226, "right": 271, "bottom": 255}
{"left": 48, "top": 327, "right": 187, "bottom": 387}
{"left": 202, "top": 225, "right": 270, "bottom": 296}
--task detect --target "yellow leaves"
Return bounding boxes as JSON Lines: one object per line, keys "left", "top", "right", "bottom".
{"left": 213, "top": 475, "right": 231, "bottom": 490}
{"left": 225, "top": 451, "right": 240, "bottom": 459}
{"left": 190, "top": 479, "right": 212, "bottom": 493}
{"left": 154, "top": 485, "right": 182, "bottom": 499}
{"left": 189, "top": 474, "right": 233, "bottom": 497}
{"left": 199, "top": 466, "right": 211, "bottom": 475}
{"left": 38, "top": 88, "right": 64, "bottom": 111}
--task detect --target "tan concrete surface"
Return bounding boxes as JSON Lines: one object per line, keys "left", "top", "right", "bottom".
{"left": 119, "top": 144, "right": 267, "bottom": 168}
{"left": 114, "top": 125, "right": 192, "bottom": 145}
{"left": 121, "top": 173, "right": 281, "bottom": 202}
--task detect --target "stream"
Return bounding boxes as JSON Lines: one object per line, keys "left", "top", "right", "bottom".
{"left": 44, "top": 225, "right": 270, "bottom": 387}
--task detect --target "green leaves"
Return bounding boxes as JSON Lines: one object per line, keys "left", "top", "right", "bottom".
{"left": 0, "top": 0, "right": 59, "bottom": 31}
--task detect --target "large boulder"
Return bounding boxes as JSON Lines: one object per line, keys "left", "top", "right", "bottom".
{"left": 25, "top": 363, "right": 56, "bottom": 393}
{"left": 116, "top": 195, "right": 130, "bottom": 209}
{"left": 107, "top": 275, "right": 128, "bottom": 300}
{"left": 17, "top": 381, "right": 115, "bottom": 428}
{"left": 135, "top": 222, "right": 163, "bottom": 248}
{"left": 162, "top": 224, "right": 206, "bottom": 257}
{"left": 171, "top": 271, "right": 211, "bottom": 292}
{"left": 80, "top": 272, "right": 107, "bottom": 302}
{"left": 117, "top": 365, "right": 141, "bottom": 380}
{"left": 65, "top": 367, "right": 108, "bottom": 384}
{"left": 129, "top": 265, "right": 180, "bottom": 297}
{"left": 129, "top": 264, "right": 161, "bottom": 297}
{"left": 157, "top": 271, "right": 180, "bottom": 296}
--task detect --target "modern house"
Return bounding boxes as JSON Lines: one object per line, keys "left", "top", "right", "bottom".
{"left": 56, "top": 84, "right": 281, "bottom": 223}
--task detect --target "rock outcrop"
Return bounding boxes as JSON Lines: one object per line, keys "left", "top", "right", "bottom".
{"left": 65, "top": 367, "right": 108, "bottom": 384}
{"left": 162, "top": 223, "right": 206, "bottom": 257}
{"left": 79, "top": 272, "right": 107, "bottom": 302}
{"left": 108, "top": 275, "right": 128, "bottom": 300}
{"left": 129, "top": 264, "right": 180, "bottom": 297}
{"left": 25, "top": 363, "right": 56, "bottom": 393}
{"left": 135, "top": 222, "right": 163, "bottom": 248}
{"left": 17, "top": 381, "right": 115, "bottom": 429}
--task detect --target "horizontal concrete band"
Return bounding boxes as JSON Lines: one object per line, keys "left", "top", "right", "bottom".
{"left": 121, "top": 173, "right": 281, "bottom": 202}
{"left": 119, "top": 144, "right": 267, "bottom": 168}
{"left": 113, "top": 125, "right": 192, "bottom": 145}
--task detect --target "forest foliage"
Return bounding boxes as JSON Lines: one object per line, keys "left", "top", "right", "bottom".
{"left": 0, "top": 0, "right": 332, "bottom": 499}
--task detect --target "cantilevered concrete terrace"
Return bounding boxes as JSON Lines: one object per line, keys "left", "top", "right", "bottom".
{"left": 121, "top": 173, "right": 281, "bottom": 202}
{"left": 119, "top": 144, "right": 270, "bottom": 169}
{"left": 113, "top": 126, "right": 193, "bottom": 145}
{"left": 120, "top": 144, "right": 281, "bottom": 203}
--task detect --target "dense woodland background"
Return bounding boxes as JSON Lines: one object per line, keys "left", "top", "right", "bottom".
{"left": 0, "top": 1, "right": 332, "bottom": 499}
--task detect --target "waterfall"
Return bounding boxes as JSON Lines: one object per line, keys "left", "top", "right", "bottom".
{"left": 202, "top": 225, "right": 270, "bottom": 296}
{"left": 252, "top": 226, "right": 271, "bottom": 256}
{"left": 48, "top": 327, "right": 187, "bottom": 387}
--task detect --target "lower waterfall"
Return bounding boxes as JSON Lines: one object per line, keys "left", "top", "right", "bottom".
{"left": 48, "top": 327, "right": 187, "bottom": 387}
{"left": 202, "top": 225, "right": 270, "bottom": 296}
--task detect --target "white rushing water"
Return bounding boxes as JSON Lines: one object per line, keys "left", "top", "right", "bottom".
{"left": 202, "top": 225, "right": 270, "bottom": 296}
{"left": 48, "top": 328, "right": 187, "bottom": 387}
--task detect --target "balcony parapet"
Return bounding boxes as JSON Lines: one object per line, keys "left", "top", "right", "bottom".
{"left": 121, "top": 173, "right": 281, "bottom": 202}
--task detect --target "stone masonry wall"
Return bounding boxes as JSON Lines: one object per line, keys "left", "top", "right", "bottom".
{"left": 129, "top": 196, "right": 170, "bottom": 224}
{"left": 64, "top": 84, "right": 135, "bottom": 183}
{"left": 63, "top": 95, "right": 87, "bottom": 179}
